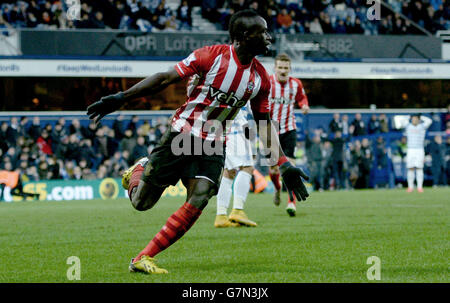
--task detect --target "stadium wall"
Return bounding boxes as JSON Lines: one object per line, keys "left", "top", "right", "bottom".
{"left": 0, "top": 58, "right": 449, "bottom": 79}
{"left": 18, "top": 30, "right": 442, "bottom": 59}
{"left": 0, "top": 178, "right": 187, "bottom": 202}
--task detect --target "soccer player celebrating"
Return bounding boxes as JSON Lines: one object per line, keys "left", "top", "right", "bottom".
{"left": 215, "top": 104, "right": 257, "bottom": 228}
{"left": 268, "top": 53, "right": 309, "bottom": 216}
{"left": 401, "top": 114, "right": 432, "bottom": 192}
{"left": 87, "top": 9, "right": 309, "bottom": 274}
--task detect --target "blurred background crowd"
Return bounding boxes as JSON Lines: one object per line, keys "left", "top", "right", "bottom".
{"left": 0, "top": 115, "right": 168, "bottom": 182}
{"left": 299, "top": 112, "right": 450, "bottom": 191}
{"left": 1, "top": 112, "right": 449, "bottom": 191}
{"left": 0, "top": 0, "right": 448, "bottom": 34}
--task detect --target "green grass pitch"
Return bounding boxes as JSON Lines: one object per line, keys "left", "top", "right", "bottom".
{"left": 0, "top": 188, "right": 448, "bottom": 283}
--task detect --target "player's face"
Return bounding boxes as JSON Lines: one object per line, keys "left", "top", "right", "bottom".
{"left": 244, "top": 17, "right": 272, "bottom": 56}
{"left": 411, "top": 116, "right": 419, "bottom": 125}
{"left": 275, "top": 60, "right": 291, "bottom": 82}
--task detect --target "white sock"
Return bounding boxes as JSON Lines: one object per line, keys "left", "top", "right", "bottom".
{"left": 407, "top": 169, "right": 415, "bottom": 189}
{"left": 216, "top": 177, "right": 233, "bottom": 215}
{"left": 416, "top": 169, "right": 424, "bottom": 189}
{"left": 233, "top": 171, "right": 252, "bottom": 210}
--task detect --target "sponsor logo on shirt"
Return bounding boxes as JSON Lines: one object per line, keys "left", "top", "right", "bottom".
{"left": 209, "top": 86, "right": 246, "bottom": 108}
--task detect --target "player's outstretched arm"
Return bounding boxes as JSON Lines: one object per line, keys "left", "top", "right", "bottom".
{"left": 253, "top": 112, "right": 310, "bottom": 201}
{"left": 87, "top": 68, "right": 182, "bottom": 124}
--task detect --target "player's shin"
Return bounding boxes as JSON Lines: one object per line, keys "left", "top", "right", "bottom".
{"left": 269, "top": 172, "right": 281, "bottom": 191}
{"left": 216, "top": 177, "right": 233, "bottom": 215}
{"left": 407, "top": 169, "right": 415, "bottom": 190}
{"left": 134, "top": 202, "right": 202, "bottom": 261}
{"left": 233, "top": 171, "right": 252, "bottom": 209}
{"left": 416, "top": 169, "right": 424, "bottom": 190}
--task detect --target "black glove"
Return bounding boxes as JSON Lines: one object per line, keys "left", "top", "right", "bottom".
{"left": 279, "top": 161, "right": 309, "bottom": 201}
{"left": 87, "top": 92, "right": 125, "bottom": 124}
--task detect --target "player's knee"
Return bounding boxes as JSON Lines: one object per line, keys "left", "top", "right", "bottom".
{"left": 241, "top": 166, "right": 254, "bottom": 175}
{"left": 131, "top": 196, "right": 156, "bottom": 211}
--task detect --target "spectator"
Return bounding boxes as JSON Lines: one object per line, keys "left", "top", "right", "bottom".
{"left": 334, "top": 19, "right": 347, "bottom": 34}
{"left": 309, "top": 17, "right": 323, "bottom": 34}
{"left": 374, "top": 136, "right": 388, "bottom": 169}
{"left": 305, "top": 130, "right": 324, "bottom": 191}
{"left": 177, "top": 0, "right": 192, "bottom": 30}
{"left": 341, "top": 114, "right": 350, "bottom": 137}
{"left": 36, "top": 130, "right": 53, "bottom": 156}
{"left": 354, "top": 138, "right": 372, "bottom": 188}
{"left": 351, "top": 113, "right": 367, "bottom": 136}
{"left": 0, "top": 122, "right": 9, "bottom": 154}
{"left": 79, "top": 138, "right": 97, "bottom": 168}
{"left": 427, "top": 135, "right": 447, "bottom": 186}
{"left": 66, "top": 133, "right": 81, "bottom": 161}
{"left": 69, "top": 118, "right": 83, "bottom": 138}
{"left": 276, "top": 8, "right": 294, "bottom": 33}
{"left": 321, "top": 140, "right": 334, "bottom": 190}
{"left": 120, "top": 129, "right": 137, "bottom": 153}
{"left": 329, "top": 113, "right": 342, "bottom": 134}
{"left": 91, "top": 11, "right": 106, "bottom": 29}
{"left": 28, "top": 116, "right": 41, "bottom": 141}
{"left": 379, "top": 114, "right": 389, "bottom": 133}
{"left": 348, "top": 17, "right": 365, "bottom": 34}
{"left": 113, "top": 114, "right": 125, "bottom": 141}
{"left": 130, "top": 136, "right": 148, "bottom": 164}
{"left": 368, "top": 114, "right": 381, "bottom": 135}
{"left": 328, "top": 130, "right": 347, "bottom": 189}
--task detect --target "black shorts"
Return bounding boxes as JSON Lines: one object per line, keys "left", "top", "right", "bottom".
{"left": 279, "top": 130, "right": 297, "bottom": 158}
{"left": 142, "top": 127, "right": 225, "bottom": 194}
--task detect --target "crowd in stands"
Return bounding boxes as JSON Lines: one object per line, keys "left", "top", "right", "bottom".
{"left": 299, "top": 112, "right": 450, "bottom": 191}
{"left": 0, "top": 0, "right": 448, "bottom": 34}
{"left": 1, "top": 112, "right": 449, "bottom": 193}
{"left": 0, "top": 115, "right": 168, "bottom": 183}
{"left": 0, "top": 0, "right": 194, "bottom": 32}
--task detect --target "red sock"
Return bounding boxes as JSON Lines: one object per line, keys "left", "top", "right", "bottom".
{"left": 128, "top": 165, "right": 144, "bottom": 200}
{"left": 288, "top": 191, "right": 296, "bottom": 205}
{"left": 134, "top": 202, "right": 202, "bottom": 261}
{"left": 269, "top": 173, "right": 281, "bottom": 191}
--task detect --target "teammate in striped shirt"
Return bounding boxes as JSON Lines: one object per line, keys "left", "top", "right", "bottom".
{"left": 87, "top": 10, "right": 309, "bottom": 274}
{"left": 400, "top": 114, "right": 432, "bottom": 192}
{"left": 268, "top": 53, "right": 309, "bottom": 216}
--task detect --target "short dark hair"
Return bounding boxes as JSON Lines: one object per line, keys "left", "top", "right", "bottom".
{"left": 228, "top": 9, "right": 261, "bottom": 42}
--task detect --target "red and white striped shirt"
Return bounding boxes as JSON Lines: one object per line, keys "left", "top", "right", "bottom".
{"left": 269, "top": 75, "right": 308, "bottom": 134}
{"left": 173, "top": 44, "right": 270, "bottom": 141}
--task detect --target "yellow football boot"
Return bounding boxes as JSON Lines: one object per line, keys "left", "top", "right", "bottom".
{"left": 129, "top": 255, "right": 168, "bottom": 274}
{"left": 121, "top": 157, "right": 148, "bottom": 190}
{"left": 214, "top": 215, "right": 240, "bottom": 228}
{"left": 229, "top": 209, "right": 257, "bottom": 227}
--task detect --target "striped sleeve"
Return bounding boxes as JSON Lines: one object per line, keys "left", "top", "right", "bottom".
{"left": 250, "top": 66, "right": 271, "bottom": 114}
{"left": 174, "top": 45, "right": 215, "bottom": 79}
{"left": 294, "top": 78, "right": 308, "bottom": 108}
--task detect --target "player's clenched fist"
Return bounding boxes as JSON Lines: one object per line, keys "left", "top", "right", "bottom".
{"left": 279, "top": 161, "right": 309, "bottom": 201}
{"left": 87, "top": 92, "right": 125, "bottom": 124}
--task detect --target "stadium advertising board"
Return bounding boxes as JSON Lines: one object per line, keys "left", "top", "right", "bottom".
{"left": 0, "top": 59, "right": 448, "bottom": 79}
{"left": 279, "top": 34, "right": 442, "bottom": 59}
{"left": 0, "top": 178, "right": 186, "bottom": 202}
{"left": 19, "top": 30, "right": 442, "bottom": 59}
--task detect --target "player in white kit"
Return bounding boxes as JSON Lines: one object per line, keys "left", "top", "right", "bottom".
{"left": 215, "top": 104, "right": 258, "bottom": 227}
{"left": 399, "top": 114, "right": 432, "bottom": 192}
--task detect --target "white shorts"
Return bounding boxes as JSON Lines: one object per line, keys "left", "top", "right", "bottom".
{"left": 224, "top": 131, "right": 254, "bottom": 170}
{"left": 406, "top": 148, "right": 425, "bottom": 169}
